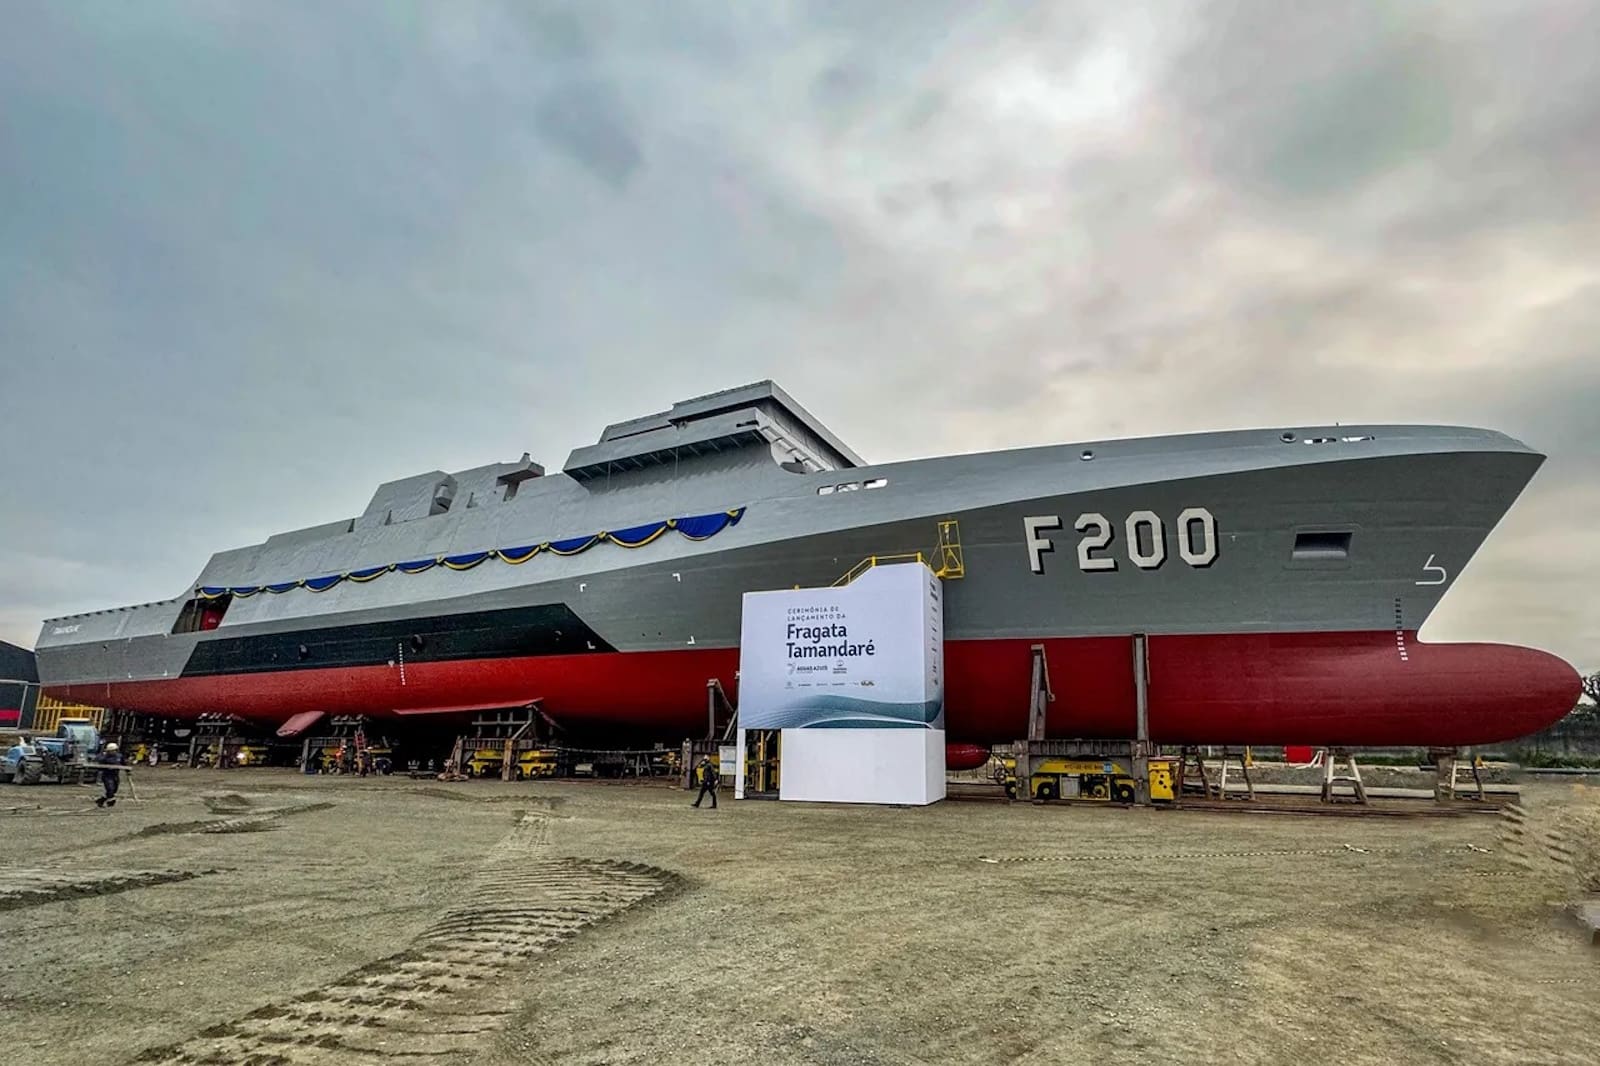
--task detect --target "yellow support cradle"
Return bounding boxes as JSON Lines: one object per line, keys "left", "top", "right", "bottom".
{"left": 32, "top": 695, "right": 109, "bottom": 732}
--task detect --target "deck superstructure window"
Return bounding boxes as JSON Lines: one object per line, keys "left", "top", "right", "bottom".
{"left": 819, "top": 477, "right": 885, "bottom": 495}
{"left": 1292, "top": 531, "right": 1352, "bottom": 560}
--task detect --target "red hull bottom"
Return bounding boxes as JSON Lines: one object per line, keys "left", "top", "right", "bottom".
{"left": 50, "top": 632, "right": 1578, "bottom": 748}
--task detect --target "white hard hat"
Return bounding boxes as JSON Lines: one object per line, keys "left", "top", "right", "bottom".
{"left": 105, "top": 743, "right": 119, "bottom": 752}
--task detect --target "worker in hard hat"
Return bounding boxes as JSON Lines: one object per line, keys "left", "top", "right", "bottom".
{"left": 691, "top": 755, "right": 719, "bottom": 809}
{"left": 95, "top": 742, "right": 125, "bottom": 808}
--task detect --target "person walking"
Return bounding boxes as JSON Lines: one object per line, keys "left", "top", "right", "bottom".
{"left": 691, "top": 755, "right": 719, "bottom": 809}
{"left": 95, "top": 742, "right": 125, "bottom": 808}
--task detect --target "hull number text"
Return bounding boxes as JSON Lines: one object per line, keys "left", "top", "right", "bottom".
{"left": 1024, "top": 508, "right": 1218, "bottom": 574}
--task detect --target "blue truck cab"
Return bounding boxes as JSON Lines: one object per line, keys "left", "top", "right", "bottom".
{"left": 3, "top": 719, "right": 101, "bottom": 783}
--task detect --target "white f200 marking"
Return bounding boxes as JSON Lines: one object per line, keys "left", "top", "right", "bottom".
{"left": 1177, "top": 506, "right": 1218, "bottom": 567}
{"left": 1023, "top": 515, "right": 1064, "bottom": 574}
{"left": 1415, "top": 554, "right": 1447, "bottom": 586}
{"left": 1074, "top": 513, "right": 1117, "bottom": 571}
{"left": 1125, "top": 510, "right": 1165, "bottom": 570}
{"left": 1024, "top": 507, "right": 1219, "bottom": 574}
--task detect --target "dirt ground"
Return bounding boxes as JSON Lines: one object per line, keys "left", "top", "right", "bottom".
{"left": 2, "top": 770, "right": 1597, "bottom": 1066}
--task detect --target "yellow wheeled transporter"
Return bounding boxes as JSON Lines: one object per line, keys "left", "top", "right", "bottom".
{"left": 513, "top": 747, "right": 557, "bottom": 780}
{"left": 233, "top": 744, "right": 270, "bottom": 767}
{"left": 464, "top": 742, "right": 505, "bottom": 779}
{"left": 1003, "top": 756, "right": 1176, "bottom": 803}
{"left": 365, "top": 744, "right": 395, "bottom": 775}
{"left": 465, "top": 742, "right": 557, "bottom": 779}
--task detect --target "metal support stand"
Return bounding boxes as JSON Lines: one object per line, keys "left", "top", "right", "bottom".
{"left": 1013, "top": 645, "right": 1053, "bottom": 803}
{"left": 1433, "top": 748, "right": 1456, "bottom": 801}
{"left": 1026, "top": 645, "right": 1051, "bottom": 740}
{"left": 500, "top": 716, "right": 532, "bottom": 782}
{"left": 1320, "top": 749, "right": 1368, "bottom": 804}
{"left": 741, "top": 729, "right": 780, "bottom": 797}
{"left": 1178, "top": 747, "right": 1215, "bottom": 799}
{"left": 1132, "top": 634, "right": 1151, "bottom": 805}
{"left": 1433, "top": 747, "right": 1485, "bottom": 801}
{"left": 1454, "top": 754, "right": 1486, "bottom": 801}
{"left": 687, "top": 679, "right": 739, "bottom": 790}
{"left": 707, "top": 678, "right": 738, "bottom": 742}
{"left": 1008, "top": 641, "right": 1163, "bottom": 807}
{"left": 1013, "top": 739, "right": 1148, "bottom": 802}
{"left": 1178, "top": 747, "right": 1253, "bottom": 800}
{"left": 1217, "top": 748, "right": 1255, "bottom": 800}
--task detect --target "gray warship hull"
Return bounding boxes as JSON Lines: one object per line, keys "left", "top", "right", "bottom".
{"left": 35, "top": 383, "right": 1580, "bottom": 747}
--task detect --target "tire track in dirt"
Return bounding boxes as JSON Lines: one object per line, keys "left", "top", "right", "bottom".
{"left": 129, "top": 808, "right": 680, "bottom": 1065}
{"left": 1497, "top": 802, "right": 1580, "bottom": 875}
{"left": 122, "top": 802, "right": 336, "bottom": 839}
{"left": 0, "top": 868, "right": 217, "bottom": 911}
{"left": 24, "top": 798, "right": 338, "bottom": 859}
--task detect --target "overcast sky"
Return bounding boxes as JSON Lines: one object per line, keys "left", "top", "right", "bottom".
{"left": 1, "top": 2, "right": 1595, "bottom": 670}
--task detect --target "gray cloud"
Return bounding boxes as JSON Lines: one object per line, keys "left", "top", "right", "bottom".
{"left": 535, "top": 77, "right": 644, "bottom": 188}
{"left": 1, "top": 1, "right": 1596, "bottom": 671}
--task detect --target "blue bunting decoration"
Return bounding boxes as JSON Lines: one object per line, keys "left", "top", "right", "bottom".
{"left": 442, "top": 551, "right": 492, "bottom": 571}
{"left": 547, "top": 534, "right": 600, "bottom": 556}
{"left": 195, "top": 506, "right": 745, "bottom": 600}
{"left": 670, "top": 509, "right": 744, "bottom": 541}
{"left": 606, "top": 521, "right": 669, "bottom": 548}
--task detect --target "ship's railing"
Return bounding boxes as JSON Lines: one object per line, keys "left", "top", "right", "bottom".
{"left": 830, "top": 520, "right": 965, "bottom": 586}
{"left": 831, "top": 552, "right": 931, "bottom": 587}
